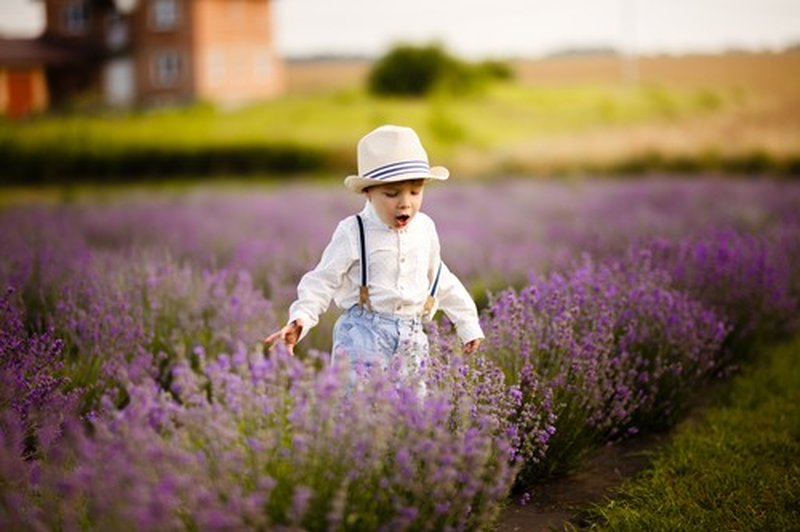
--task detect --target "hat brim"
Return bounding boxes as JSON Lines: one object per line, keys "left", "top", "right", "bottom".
{"left": 344, "top": 166, "right": 449, "bottom": 193}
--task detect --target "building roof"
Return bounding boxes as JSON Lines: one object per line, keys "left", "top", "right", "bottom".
{"left": 0, "top": 38, "right": 86, "bottom": 67}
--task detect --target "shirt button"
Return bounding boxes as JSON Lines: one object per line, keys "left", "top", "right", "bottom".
{"left": 396, "top": 304, "right": 402, "bottom": 311}
{"left": 400, "top": 258, "right": 406, "bottom": 263}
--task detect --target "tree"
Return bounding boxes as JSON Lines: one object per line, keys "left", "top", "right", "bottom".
{"left": 368, "top": 44, "right": 474, "bottom": 97}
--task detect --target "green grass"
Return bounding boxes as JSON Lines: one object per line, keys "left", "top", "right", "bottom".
{"left": 583, "top": 336, "right": 800, "bottom": 531}
{"left": 0, "top": 82, "right": 734, "bottom": 183}
{"left": 4, "top": 83, "right": 713, "bottom": 148}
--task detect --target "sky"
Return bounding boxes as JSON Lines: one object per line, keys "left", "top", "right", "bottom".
{"left": 1, "top": 0, "right": 799, "bottom": 59}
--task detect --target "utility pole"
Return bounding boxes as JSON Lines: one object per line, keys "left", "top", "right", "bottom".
{"left": 620, "top": 0, "right": 640, "bottom": 85}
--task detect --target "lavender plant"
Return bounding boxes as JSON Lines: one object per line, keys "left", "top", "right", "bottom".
{"left": 1, "top": 177, "right": 799, "bottom": 527}
{"left": 646, "top": 228, "right": 800, "bottom": 355}
{"left": 3, "top": 339, "right": 521, "bottom": 529}
{"left": 481, "top": 253, "right": 728, "bottom": 483}
{"left": 0, "top": 289, "right": 83, "bottom": 528}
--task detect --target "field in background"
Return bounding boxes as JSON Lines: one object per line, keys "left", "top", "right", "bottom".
{"left": 509, "top": 53, "right": 800, "bottom": 175}
{"left": 285, "top": 52, "right": 800, "bottom": 176}
{"left": 2, "top": 52, "right": 798, "bottom": 183}
{"left": 287, "top": 52, "right": 800, "bottom": 100}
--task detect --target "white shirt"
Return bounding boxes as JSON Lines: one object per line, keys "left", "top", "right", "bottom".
{"left": 288, "top": 201, "right": 484, "bottom": 344}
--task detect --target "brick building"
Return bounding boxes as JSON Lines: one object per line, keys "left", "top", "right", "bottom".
{"left": 0, "top": 0, "right": 284, "bottom": 116}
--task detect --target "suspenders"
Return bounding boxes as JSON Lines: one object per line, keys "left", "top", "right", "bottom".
{"left": 355, "top": 214, "right": 372, "bottom": 311}
{"left": 423, "top": 261, "right": 443, "bottom": 317}
{"left": 355, "top": 214, "right": 442, "bottom": 318}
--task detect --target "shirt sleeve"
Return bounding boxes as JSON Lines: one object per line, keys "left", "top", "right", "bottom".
{"left": 288, "top": 218, "right": 356, "bottom": 341}
{"left": 428, "top": 219, "right": 484, "bottom": 344}
{"left": 435, "top": 261, "right": 485, "bottom": 344}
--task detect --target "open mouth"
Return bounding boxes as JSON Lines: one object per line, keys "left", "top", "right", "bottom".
{"left": 395, "top": 214, "right": 411, "bottom": 226}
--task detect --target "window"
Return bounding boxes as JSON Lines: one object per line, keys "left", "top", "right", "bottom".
{"left": 64, "top": 0, "right": 89, "bottom": 35}
{"left": 103, "top": 58, "right": 136, "bottom": 107}
{"left": 106, "top": 13, "right": 130, "bottom": 50}
{"left": 152, "top": 50, "right": 182, "bottom": 87}
{"left": 151, "top": 0, "right": 179, "bottom": 31}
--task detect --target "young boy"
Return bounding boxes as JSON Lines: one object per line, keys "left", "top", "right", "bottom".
{"left": 265, "top": 125, "right": 483, "bottom": 376}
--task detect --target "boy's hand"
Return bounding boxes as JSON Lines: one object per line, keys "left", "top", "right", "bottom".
{"left": 462, "top": 338, "right": 482, "bottom": 354}
{"left": 263, "top": 319, "right": 304, "bottom": 355}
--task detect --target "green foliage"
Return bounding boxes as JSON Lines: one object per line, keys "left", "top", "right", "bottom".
{"left": 368, "top": 44, "right": 468, "bottom": 97}
{"left": 474, "top": 59, "right": 514, "bottom": 81}
{"left": 367, "top": 43, "right": 512, "bottom": 97}
{"left": 585, "top": 336, "right": 800, "bottom": 531}
{"left": 0, "top": 142, "right": 326, "bottom": 184}
{"left": 0, "top": 77, "right": 763, "bottom": 184}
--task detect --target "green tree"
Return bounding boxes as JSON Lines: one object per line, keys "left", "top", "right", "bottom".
{"left": 368, "top": 44, "right": 491, "bottom": 97}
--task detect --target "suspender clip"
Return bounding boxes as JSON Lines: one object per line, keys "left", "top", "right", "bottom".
{"left": 423, "top": 294, "right": 435, "bottom": 318}
{"left": 359, "top": 285, "right": 372, "bottom": 311}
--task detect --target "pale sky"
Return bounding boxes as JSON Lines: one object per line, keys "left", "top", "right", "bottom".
{"left": 1, "top": 0, "right": 799, "bottom": 59}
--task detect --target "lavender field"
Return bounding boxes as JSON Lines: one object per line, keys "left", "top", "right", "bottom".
{"left": 2, "top": 176, "right": 799, "bottom": 530}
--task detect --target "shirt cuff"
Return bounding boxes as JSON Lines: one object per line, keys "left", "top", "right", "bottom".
{"left": 287, "top": 311, "right": 316, "bottom": 342}
{"left": 456, "top": 322, "right": 485, "bottom": 345}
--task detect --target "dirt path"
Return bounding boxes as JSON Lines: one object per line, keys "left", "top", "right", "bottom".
{"left": 495, "top": 432, "right": 667, "bottom": 531}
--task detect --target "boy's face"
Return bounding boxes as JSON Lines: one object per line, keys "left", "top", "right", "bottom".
{"left": 364, "top": 179, "right": 425, "bottom": 230}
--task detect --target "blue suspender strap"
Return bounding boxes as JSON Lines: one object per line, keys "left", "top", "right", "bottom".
{"left": 355, "top": 215, "right": 371, "bottom": 309}
{"left": 430, "top": 262, "right": 442, "bottom": 297}
{"left": 355, "top": 215, "right": 367, "bottom": 286}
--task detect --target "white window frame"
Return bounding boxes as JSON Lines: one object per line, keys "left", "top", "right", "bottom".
{"left": 103, "top": 58, "right": 136, "bottom": 107}
{"left": 151, "top": 50, "right": 182, "bottom": 87}
{"left": 64, "top": 0, "right": 90, "bottom": 35}
{"left": 150, "top": 0, "right": 179, "bottom": 31}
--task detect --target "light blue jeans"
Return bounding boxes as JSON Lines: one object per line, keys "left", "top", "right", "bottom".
{"left": 331, "top": 305, "right": 429, "bottom": 380}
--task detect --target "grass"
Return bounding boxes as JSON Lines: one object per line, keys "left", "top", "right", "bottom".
{"left": 2, "top": 52, "right": 799, "bottom": 182}
{"left": 583, "top": 335, "right": 800, "bottom": 531}
{"left": 1, "top": 84, "right": 717, "bottom": 150}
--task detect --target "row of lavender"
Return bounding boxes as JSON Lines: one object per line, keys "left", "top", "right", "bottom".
{"left": 2, "top": 177, "right": 799, "bottom": 529}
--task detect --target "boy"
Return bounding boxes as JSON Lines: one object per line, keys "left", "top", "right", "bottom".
{"left": 265, "top": 125, "right": 483, "bottom": 375}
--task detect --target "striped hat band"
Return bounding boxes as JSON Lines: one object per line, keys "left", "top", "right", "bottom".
{"left": 363, "top": 160, "right": 431, "bottom": 180}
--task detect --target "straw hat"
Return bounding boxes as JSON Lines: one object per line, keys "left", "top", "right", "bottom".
{"left": 344, "top": 125, "right": 449, "bottom": 193}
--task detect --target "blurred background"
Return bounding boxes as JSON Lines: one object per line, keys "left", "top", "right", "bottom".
{"left": 1, "top": 0, "right": 799, "bottom": 185}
